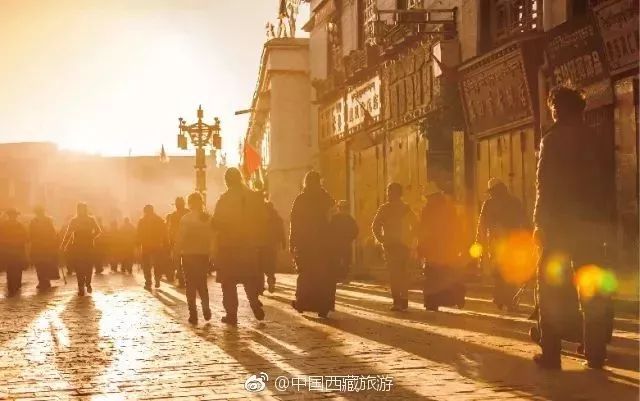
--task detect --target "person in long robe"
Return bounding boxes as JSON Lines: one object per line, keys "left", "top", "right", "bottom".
{"left": 417, "top": 184, "right": 465, "bottom": 311}
{"left": 289, "top": 171, "right": 335, "bottom": 318}
{"left": 212, "top": 168, "right": 267, "bottom": 325}
{"left": 29, "top": 206, "right": 59, "bottom": 289}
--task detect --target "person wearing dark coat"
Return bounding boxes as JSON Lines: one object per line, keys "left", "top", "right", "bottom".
{"left": 2, "top": 209, "right": 28, "bottom": 297}
{"left": 29, "top": 207, "right": 59, "bottom": 289}
{"left": 61, "top": 203, "right": 101, "bottom": 296}
{"left": 212, "top": 168, "right": 267, "bottom": 325}
{"left": 532, "top": 86, "right": 612, "bottom": 370}
{"left": 119, "top": 218, "right": 136, "bottom": 274}
{"left": 418, "top": 184, "right": 466, "bottom": 311}
{"left": 476, "top": 178, "right": 529, "bottom": 311}
{"left": 260, "top": 201, "right": 285, "bottom": 294}
{"left": 372, "top": 183, "right": 418, "bottom": 311}
{"left": 328, "top": 200, "right": 358, "bottom": 284}
{"left": 137, "top": 205, "right": 167, "bottom": 290}
{"left": 167, "top": 197, "right": 189, "bottom": 286}
{"left": 289, "top": 171, "right": 335, "bottom": 318}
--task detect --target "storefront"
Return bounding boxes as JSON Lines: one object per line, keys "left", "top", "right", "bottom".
{"left": 594, "top": 0, "right": 639, "bottom": 267}
{"left": 459, "top": 38, "right": 544, "bottom": 216}
{"left": 543, "top": 5, "right": 639, "bottom": 267}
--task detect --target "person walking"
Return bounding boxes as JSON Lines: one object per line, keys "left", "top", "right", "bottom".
{"left": 289, "top": 171, "right": 335, "bottom": 318}
{"left": 372, "top": 183, "right": 418, "bottom": 311}
{"left": 260, "top": 201, "right": 285, "bottom": 294}
{"left": 417, "top": 183, "right": 466, "bottom": 311}
{"left": 476, "top": 178, "right": 529, "bottom": 311}
{"left": 1, "top": 209, "right": 28, "bottom": 297}
{"left": 175, "top": 192, "right": 213, "bottom": 325}
{"left": 119, "top": 218, "right": 136, "bottom": 274}
{"left": 166, "top": 197, "right": 189, "bottom": 286}
{"left": 533, "top": 86, "right": 612, "bottom": 370}
{"left": 137, "top": 205, "right": 167, "bottom": 290}
{"left": 328, "top": 200, "right": 358, "bottom": 284}
{"left": 212, "top": 168, "right": 267, "bottom": 325}
{"left": 61, "top": 203, "right": 102, "bottom": 296}
{"left": 29, "top": 206, "right": 59, "bottom": 290}
{"left": 105, "top": 220, "right": 121, "bottom": 272}
{"left": 93, "top": 218, "right": 106, "bottom": 274}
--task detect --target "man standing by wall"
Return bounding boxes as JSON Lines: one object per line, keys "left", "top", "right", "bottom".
{"left": 533, "top": 86, "right": 612, "bottom": 370}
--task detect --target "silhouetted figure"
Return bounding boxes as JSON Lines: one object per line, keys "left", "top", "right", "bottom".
{"left": 176, "top": 192, "right": 213, "bottom": 325}
{"left": 119, "top": 218, "right": 136, "bottom": 274}
{"left": 418, "top": 184, "right": 465, "bottom": 311}
{"left": 212, "top": 168, "right": 267, "bottom": 325}
{"left": 372, "top": 183, "right": 417, "bottom": 311}
{"left": 261, "top": 201, "right": 285, "bottom": 294}
{"left": 476, "top": 178, "right": 529, "bottom": 311}
{"left": 105, "top": 220, "right": 120, "bottom": 272}
{"left": 167, "top": 197, "right": 189, "bottom": 286}
{"left": 1, "top": 209, "right": 28, "bottom": 296}
{"left": 137, "top": 205, "right": 167, "bottom": 290}
{"left": 93, "top": 218, "right": 106, "bottom": 274}
{"left": 29, "top": 206, "right": 59, "bottom": 289}
{"left": 328, "top": 200, "right": 358, "bottom": 284}
{"left": 289, "top": 171, "right": 335, "bottom": 318}
{"left": 61, "top": 203, "right": 101, "bottom": 296}
{"left": 533, "top": 86, "right": 611, "bottom": 370}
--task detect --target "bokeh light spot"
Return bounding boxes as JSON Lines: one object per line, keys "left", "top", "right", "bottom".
{"left": 575, "top": 264, "right": 618, "bottom": 299}
{"left": 495, "top": 230, "right": 536, "bottom": 285}
{"left": 469, "top": 242, "right": 483, "bottom": 259}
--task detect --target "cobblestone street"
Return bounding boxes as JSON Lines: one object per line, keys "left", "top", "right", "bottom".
{"left": 1, "top": 269, "right": 638, "bottom": 401}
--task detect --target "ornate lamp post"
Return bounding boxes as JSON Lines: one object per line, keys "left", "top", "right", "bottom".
{"left": 177, "top": 105, "right": 222, "bottom": 204}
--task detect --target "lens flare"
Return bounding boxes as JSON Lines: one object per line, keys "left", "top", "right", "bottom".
{"left": 575, "top": 264, "right": 618, "bottom": 299}
{"left": 469, "top": 242, "right": 483, "bottom": 259}
{"left": 495, "top": 230, "right": 536, "bottom": 285}
{"left": 544, "top": 253, "right": 570, "bottom": 286}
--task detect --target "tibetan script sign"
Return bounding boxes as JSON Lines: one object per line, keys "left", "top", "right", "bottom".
{"left": 460, "top": 47, "right": 533, "bottom": 136}
{"left": 594, "top": 0, "right": 639, "bottom": 75}
{"left": 545, "top": 14, "right": 613, "bottom": 108}
{"left": 346, "top": 76, "right": 381, "bottom": 127}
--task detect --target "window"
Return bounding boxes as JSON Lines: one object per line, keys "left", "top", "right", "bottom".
{"left": 490, "top": 0, "right": 541, "bottom": 45}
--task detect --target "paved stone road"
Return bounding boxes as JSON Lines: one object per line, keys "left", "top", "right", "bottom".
{"left": 1, "top": 269, "right": 638, "bottom": 401}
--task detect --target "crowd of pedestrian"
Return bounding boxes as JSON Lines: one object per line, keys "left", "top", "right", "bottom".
{"left": 0, "top": 86, "right": 615, "bottom": 370}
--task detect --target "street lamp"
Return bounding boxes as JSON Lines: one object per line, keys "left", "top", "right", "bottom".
{"left": 177, "top": 105, "right": 222, "bottom": 204}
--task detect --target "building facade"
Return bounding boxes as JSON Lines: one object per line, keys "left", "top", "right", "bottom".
{"left": 306, "top": 0, "right": 467, "bottom": 273}
{"left": 457, "top": 0, "right": 638, "bottom": 269}
{"left": 304, "top": 0, "right": 638, "bottom": 273}
{"left": 242, "top": 37, "right": 314, "bottom": 267}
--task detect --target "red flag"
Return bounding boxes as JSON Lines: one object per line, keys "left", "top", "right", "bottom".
{"left": 242, "top": 141, "right": 261, "bottom": 177}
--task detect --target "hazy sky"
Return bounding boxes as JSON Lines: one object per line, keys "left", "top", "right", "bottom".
{"left": 0, "top": 0, "right": 308, "bottom": 163}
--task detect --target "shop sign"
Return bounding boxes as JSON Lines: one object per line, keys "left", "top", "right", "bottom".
{"left": 594, "top": 0, "right": 639, "bottom": 75}
{"left": 319, "top": 97, "right": 346, "bottom": 139}
{"left": 346, "top": 76, "right": 381, "bottom": 127}
{"left": 545, "top": 14, "right": 613, "bottom": 108}
{"left": 460, "top": 47, "right": 533, "bottom": 135}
